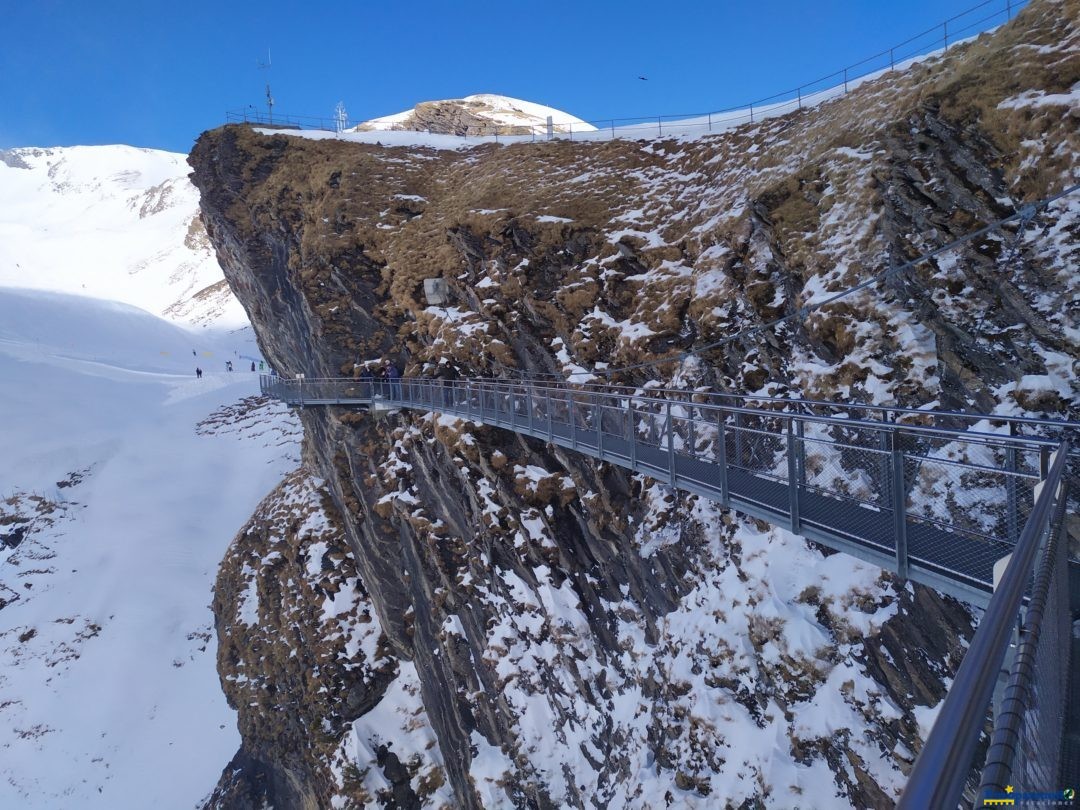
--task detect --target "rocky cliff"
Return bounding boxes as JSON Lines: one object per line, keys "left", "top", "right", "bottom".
{"left": 189, "top": 1, "right": 1078, "bottom": 807}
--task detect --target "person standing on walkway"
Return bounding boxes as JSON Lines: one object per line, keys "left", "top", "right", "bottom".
{"left": 251, "top": 361, "right": 256, "bottom": 372}
{"left": 196, "top": 367, "right": 202, "bottom": 379}
{"left": 359, "top": 366, "right": 375, "bottom": 399}
{"left": 386, "top": 362, "right": 402, "bottom": 400}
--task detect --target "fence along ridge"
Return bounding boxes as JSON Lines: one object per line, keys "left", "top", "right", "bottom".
{"left": 226, "top": 0, "right": 1027, "bottom": 137}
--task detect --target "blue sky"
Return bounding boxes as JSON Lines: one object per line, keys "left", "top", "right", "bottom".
{"left": 0, "top": 0, "right": 1019, "bottom": 153}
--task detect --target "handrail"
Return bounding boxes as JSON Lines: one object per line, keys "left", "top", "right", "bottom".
{"left": 897, "top": 442, "right": 1070, "bottom": 809}
{"left": 266, "top": 375, "right": 1068, "bottom": 451}
{"left": 977, "top": 479, "right": 1070, "bottom": 795}
{"left": 272, "top": 373, "right": 1080, "bottom": 433}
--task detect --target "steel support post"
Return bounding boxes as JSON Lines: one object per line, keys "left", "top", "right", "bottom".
{"left": 891, "top": 431, "right": 909, "bottom": 580}
{"left": 879, "top": 411, "right": 891, "bottom": 507}
{"left": 717, "top": 409, "right": 729, "bottom": 505}
{"left": 597, "top": 403, "right": 604, "bottom": 459}
{"left": 787, "top": 418, "right": 801, "bottom": 533}
{"left": 570, "top": 394, "right": 577, "bottom": 450}
{"left": 796, "top": 417, "right": 806, "bottom": 486}
{"left": 666, "top": 400, "right": 676, "bottom": 487}
{"left": 687, "top": 407, "right": 696, "bottom": 457}
{"left": 527, "top": 387, "right": 534, "bottom": 435}
{"left": 1006, "top": 422, "right": 1019, "bottom": 543}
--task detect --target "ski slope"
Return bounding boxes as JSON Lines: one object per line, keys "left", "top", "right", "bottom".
{"left": 0, "top": 287, "right": 299, "bottom": 808}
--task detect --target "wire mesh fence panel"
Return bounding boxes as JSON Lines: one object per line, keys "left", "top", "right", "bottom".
{"left": 1010, "top": 532, "right": 1070, "bottom": 792}
{"left": 904, "top": 455, "right": 1037, "bottom": 544}
{"left": 799, "top": 434, "right": 891, "bottom": 509}
{"left": 979, "top": 488, "right": 1071, "bottom": 796}
{"left": 724, "top": 422, "right": 788, "bottom": 480}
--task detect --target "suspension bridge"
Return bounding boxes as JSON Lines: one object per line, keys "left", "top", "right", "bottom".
{"left": 261, "top": 373, "right": 1078, "bottom": 806}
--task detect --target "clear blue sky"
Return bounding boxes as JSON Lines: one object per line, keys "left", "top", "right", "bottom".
{"left": 0, "top": 0, "right": 1017, "bottom": 154}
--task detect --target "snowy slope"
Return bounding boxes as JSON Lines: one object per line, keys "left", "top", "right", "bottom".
{"left": 0, "top": 146, "right": 244, "bottom": 328}
{"left": 0, "top": 287, "right": 299, "bottom": 808}
{"left": 357, "top": 93, "right": 597, "bottom": 134}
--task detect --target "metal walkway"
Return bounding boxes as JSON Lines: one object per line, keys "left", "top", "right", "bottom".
{"left": 261, "top": 373, "right": 1078, "bottom": 803}
{"left": 261, "top": 375, "right": 1078, "bottom": 607}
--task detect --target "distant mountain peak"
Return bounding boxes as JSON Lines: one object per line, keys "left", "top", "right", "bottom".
{"left": 355, "top": 93, "right": 596, "bottom": 136}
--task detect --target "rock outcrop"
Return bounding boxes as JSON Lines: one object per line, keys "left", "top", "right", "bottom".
{"left": 191, "top": 2, "right": 1078, "bottom": 806}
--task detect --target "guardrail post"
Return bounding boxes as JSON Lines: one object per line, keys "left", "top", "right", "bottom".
{"left": 510, "top": 385, "right": 517, "bottom": 431}
{"left": 879, "top": 410, "right": 891, "bottom": 507}
{"left": 547, "top": 391, "right": 553, "bottom": 437}
{"left": 1006, "top": 421, "right": 1019, "bottom": 543}
{"left": 717, "top": 408, "right": 729, "bottom": 505}
{"left": 666, "top": 400, "right": 676, "bottom": 487}
{"left": 687, "top": 406, "right": 696, "bottom": 456}
{"left": 298, "top": 377, "right": 304, "bottom": 407}
{"left": 629, "top": 400, "right": 637, "bottom": 468}
{"left": 527, "top": 387, "right": 534, "bottom": 434}
{"left": 787, "top": 418, "right": 801, "bottom": 533}
{"left": 570, "top": 393, "right": 577, "bottom": 450}
{"left": 796, "top": 417, "right": 806, "bottom": 487}
{"left": 891, "top": 430, "right": 909, "bottom": 580}
{"left": 597, "top": 401, "right": 604, "bottom": 459}
{"left": 734, "top": 410, "right": 744, "bottom": 466}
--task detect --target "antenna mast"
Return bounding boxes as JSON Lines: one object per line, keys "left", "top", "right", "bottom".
{"left": 334, "top": 102, "right": 348, "bottom": 134}
{"left": 258, "top": 48, "right": 274, "bottom": 124}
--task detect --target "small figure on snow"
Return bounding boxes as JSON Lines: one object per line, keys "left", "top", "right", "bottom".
{"left": 250, "top": 361, "right": 256, "bottom": 372}
{"left": 196, "top": 367, "right": 203, "bottom": 379}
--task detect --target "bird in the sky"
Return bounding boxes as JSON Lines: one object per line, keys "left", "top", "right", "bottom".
{"left": 638, "top": 76, "right": 648, "bottom": 81}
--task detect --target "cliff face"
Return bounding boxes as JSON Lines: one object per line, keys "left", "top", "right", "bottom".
{"left": 190, "top": 2, "right": 1078, "bottom": 807}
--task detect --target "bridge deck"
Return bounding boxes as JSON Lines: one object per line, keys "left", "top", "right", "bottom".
{"left": 284, "top": 382, "right": 1052, "bottom": 606}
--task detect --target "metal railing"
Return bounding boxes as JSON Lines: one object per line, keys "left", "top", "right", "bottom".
{"left": 265, "top": 373, "right": 1076, "bottom": 801}
{"left": 261, "top": 374, "right": 1075, "bottom": 606}
{"left": 228, "top": 0, "right": 1026, "bottom": 143}
{"left": 898, "top": 445, "right": 1071, "bottom": 809}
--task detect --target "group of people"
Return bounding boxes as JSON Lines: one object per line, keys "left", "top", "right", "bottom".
{"left": 195, "top": 359, "right": 265, "bottom": 378}
{"left": 357, "top": 362, "right": 402, "bottom": 399}
{"left": 354, "top": 360, "right": 466, "bottom": 405}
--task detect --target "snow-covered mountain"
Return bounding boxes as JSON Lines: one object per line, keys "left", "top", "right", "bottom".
{"left": 355, "top": 93, "right": 597, "bottom": 136}
{"left": 0, "top": 144, "right": 279, "bottom": 809}
{"left": 0, "top": 146, "right": 245, "bottom": 328}
{"left": 0, "top": 286, "right": 297, "bottom": 808}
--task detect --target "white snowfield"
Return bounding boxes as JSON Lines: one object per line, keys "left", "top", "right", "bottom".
{"left": 0, "top": 287, "right": 298, "bottom": 808}
{"left": 0, "top": 145, "right": 246, "bottom": 328}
